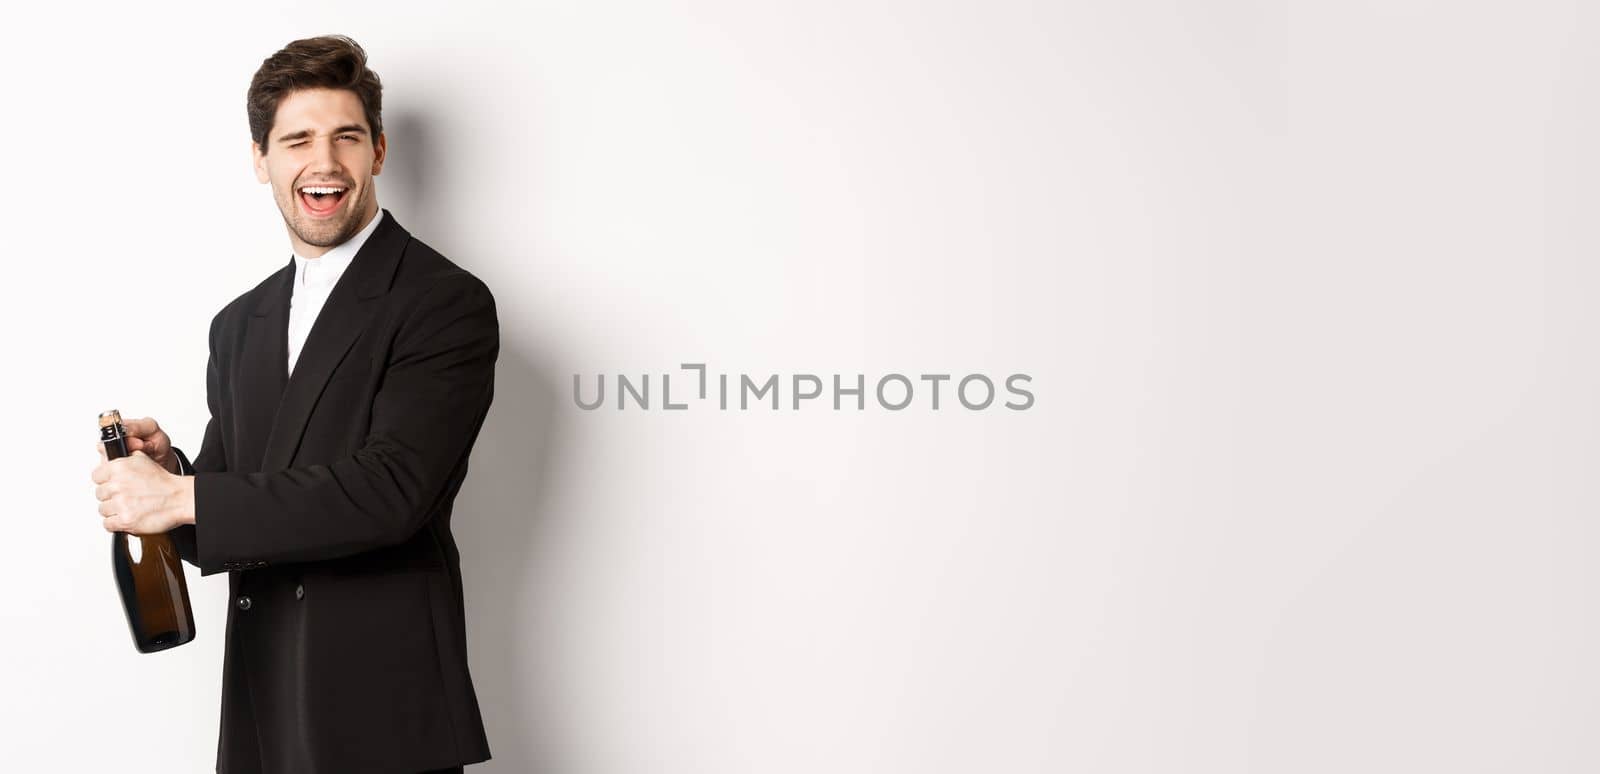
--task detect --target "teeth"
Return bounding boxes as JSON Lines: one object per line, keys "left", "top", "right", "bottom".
{"left": 301, "top": 186, "right": 345, "bottom": 195}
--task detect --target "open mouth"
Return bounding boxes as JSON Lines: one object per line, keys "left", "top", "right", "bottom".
{"left": 298, "top": 184, "right": 349, "bottom": 217}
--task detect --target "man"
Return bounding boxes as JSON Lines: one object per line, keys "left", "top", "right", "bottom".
{"left": 89, "top": 35, "right": 495, "bottom": 774}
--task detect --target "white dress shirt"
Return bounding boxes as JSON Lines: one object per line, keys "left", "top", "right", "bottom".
{"left": 287, "top": 209, "right": 385, "bottom": 377}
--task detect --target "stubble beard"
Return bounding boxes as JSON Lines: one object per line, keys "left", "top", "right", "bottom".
{"left": 279, "top": 185, "right": 371, "bottom": 249}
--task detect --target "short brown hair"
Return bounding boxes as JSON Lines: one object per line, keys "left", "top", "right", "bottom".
{"left": 248, "top": 35, "right": 383, "bottom": 154}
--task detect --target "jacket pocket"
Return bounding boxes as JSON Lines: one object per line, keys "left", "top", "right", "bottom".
{"left": 301, "top": 571, "right": 454, "bottom": 768}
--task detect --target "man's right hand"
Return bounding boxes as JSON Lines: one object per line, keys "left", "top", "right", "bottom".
{"left": 95, "top": 416, "right": 181, "bottom": 474}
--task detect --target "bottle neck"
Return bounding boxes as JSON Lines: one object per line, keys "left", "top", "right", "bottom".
{"left": 101, "top": 422, "right": 129, "bottom": 461}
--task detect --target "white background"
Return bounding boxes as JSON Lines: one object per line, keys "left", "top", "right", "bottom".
{"left": 3, "top": 1, "right": 1596, "bottom": 771}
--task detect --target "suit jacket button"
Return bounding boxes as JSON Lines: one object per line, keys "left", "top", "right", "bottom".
{"left": 236, "top": 595, "right": 252, "bottom": 611}
{"left": 295, "top": 584, "right": 305, "bottom": 600}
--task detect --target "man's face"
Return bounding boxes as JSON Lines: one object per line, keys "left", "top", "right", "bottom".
{"left": 252, "top": 87, "right": 386, "bottom": 257}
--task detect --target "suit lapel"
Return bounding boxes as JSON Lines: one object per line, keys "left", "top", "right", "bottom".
{"left": 242, "top": 261, "right": 294, "bottom": 470}
{"left": 258, "top": 209, "right": 410, "bottom": 473}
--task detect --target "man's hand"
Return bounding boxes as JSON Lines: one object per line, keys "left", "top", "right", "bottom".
{"left": 111, "top": 416, "right": 181, "bottom": 474}
{"left": 90, "top": 450, "right": 196, "bottom": 535}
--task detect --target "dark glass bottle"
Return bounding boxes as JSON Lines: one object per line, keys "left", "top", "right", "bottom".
{"left": 102, "top": 409, "right": 196, "bottom": 653}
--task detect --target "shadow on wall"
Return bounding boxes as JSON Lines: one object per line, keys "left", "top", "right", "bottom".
{"left": 384, "top": 107, "right": 577, "bottom": 773}
{"left": 457, "top": 346, "right": 572, "bottom": 773}
{"left": 378, "top": 110, "right": 440, "bottom": 236}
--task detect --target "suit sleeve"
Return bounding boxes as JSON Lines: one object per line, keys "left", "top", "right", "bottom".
{"left": 167, "top": 311, "right": 230, "bottom": 569}
{"left": 188, "top": 275, "right": 498, "bottom": 577}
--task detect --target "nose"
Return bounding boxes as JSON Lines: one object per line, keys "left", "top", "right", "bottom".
{"left": 307, "top": 135, "right": 340, "bottom": 173}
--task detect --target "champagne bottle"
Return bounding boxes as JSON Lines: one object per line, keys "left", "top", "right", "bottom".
{"left": 102, "top": 410, "right": 196, "bottom": 653}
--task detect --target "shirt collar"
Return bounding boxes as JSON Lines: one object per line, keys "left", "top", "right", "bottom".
{"left": 292, "top": 208, "right": 386, "bottom": 288}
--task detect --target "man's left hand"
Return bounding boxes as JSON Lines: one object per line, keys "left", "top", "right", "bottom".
{"left": 91, "top": 451, "right": 195, "bottom": 535}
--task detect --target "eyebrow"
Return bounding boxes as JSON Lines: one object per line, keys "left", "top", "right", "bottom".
{"left": 275, "top": 124, "right": 369, "bottom": 143}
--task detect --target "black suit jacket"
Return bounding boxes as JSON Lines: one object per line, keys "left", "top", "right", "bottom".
{"left": 165, "top": 209, "right": 495, "bottom": 773}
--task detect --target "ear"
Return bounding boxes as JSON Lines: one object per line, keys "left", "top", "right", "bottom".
{"left": 252, "top": 140, "right": 270, "bottom": 184}
{"left": 371, "top": 131, "right": 387, "bottom": 176}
